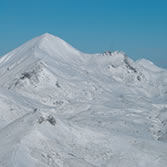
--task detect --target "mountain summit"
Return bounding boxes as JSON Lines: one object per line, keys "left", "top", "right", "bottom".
{"left": 0, "top": 33, "right": 166, "bottom": 92}
{"left": 0, "top": 33, "right": 83, "bottom": 66}
{"left": 0, "top": 33, "right": 167, "bottom": 167}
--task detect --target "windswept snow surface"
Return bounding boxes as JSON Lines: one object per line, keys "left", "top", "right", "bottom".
{"left": 0, "top": 33, "right": 167, "bottom": 167}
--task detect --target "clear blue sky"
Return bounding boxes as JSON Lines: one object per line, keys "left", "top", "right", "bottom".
{"left": 0, "top": 0, "right": 167, "bottom": 68}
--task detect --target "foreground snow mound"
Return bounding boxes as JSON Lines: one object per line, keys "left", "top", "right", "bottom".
{"left": 0, "top": 33, "right": 167, "bottom": 167}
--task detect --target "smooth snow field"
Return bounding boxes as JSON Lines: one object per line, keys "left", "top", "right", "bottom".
{"left": 0, "top": 33, "right": 167, "bottom": 167}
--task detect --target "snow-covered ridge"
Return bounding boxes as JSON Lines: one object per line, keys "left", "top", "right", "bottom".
{"left": 0, "top": 33, "right": 167, "bottom": 167}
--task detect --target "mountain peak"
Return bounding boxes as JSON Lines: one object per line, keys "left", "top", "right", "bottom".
{"left": 40, "top": 32, "right": 52, "bottom": 37}
{"left": 37, "top": 33, "right": 62, "bottom": 42}
{"left": 32, "top": 33, "right": 81, "bottom": 56}
{"left": 32, "top": 33, "right": 82, "bottom": 62}
{"left": 0, "top": 33, "right": 84, "bottom": 74}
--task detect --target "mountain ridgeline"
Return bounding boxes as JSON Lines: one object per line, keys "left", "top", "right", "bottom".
{"left": 0, "top": 33, "right": 167, "bottom": 167}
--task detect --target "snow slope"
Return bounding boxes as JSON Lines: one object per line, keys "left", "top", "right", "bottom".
{"left": 0, "top": 33, "right": 167, "bottom": 167}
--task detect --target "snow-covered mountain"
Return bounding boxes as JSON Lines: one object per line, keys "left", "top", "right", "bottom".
{"left": 0, "top": 33, "right": 167, "bottom": 167}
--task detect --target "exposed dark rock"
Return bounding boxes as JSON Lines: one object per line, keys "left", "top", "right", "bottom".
{"left": 47, "top": 115, "right": 56, "bottom": 126}
{"left": 124, "top": 56, "right": 137, "bottom": 73}
{"left": 38, "top": 115, "right": 56, "bottom": 126}
{"left": 20, "top": 72, "right": 33, "bottom": 80}
{"left": 56, "top": 81, "right": 61, "bottom": 88}
{"left": 104, "top": 51, "right": 112, "bottom": 56}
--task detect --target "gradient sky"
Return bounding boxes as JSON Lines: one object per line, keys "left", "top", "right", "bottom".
{"left": 0, "top": 0, "right": 167, "bottom": 68}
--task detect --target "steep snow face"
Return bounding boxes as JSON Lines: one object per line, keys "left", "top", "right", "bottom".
{"left": 0, "top": 33, "right": 84, "bottom": 86}
{"left": 136, "top": 58, "right": 163, "bottom": 72}
{"left": 0, "top": 33, "right": 167, "bottom": 167}
{"left": 0, "top": 33, "right": 166, "bottom": 96}
{"left": 0, "top": 33, "right": 82, "bottom": 66}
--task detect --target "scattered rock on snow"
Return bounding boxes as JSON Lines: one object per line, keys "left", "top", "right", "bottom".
{"left": 38, "top": 114, "right": 56, "bottom": 126}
